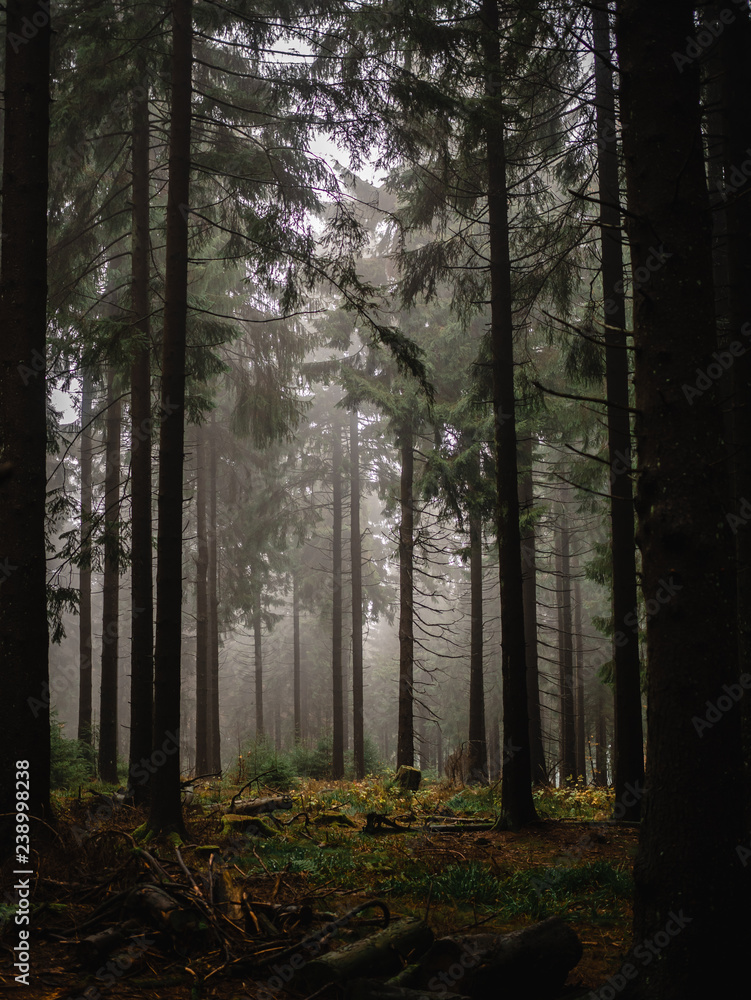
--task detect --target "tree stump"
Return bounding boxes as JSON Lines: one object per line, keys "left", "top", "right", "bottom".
{"left": 394, "top": 766, "right": 421, "bottom": 790}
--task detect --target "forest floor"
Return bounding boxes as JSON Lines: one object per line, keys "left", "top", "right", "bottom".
{"left": 0, "top": 778, "right": 639, "bottom": 1000}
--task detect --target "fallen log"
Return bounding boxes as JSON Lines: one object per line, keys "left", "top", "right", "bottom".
{"left": 404, "top": 917, "right": 582, "bottom": 998}
{"left": 298, "top": 917, "right": 434, "bottom": 990}
{"left": 126, "top": 884, "right": 206, "bottom": 937}
{"left": 76, "top": 919, "right": 144, "bottom": 966}
{"left": 230, "top": 795, "right": 293, "bottom": 815}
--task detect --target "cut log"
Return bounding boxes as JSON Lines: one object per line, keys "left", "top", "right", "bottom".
{"left": 406, "top": 917, "right": 582, "bottom": 998}
{"left": 298, "top": 917, "right": 434, "bottom": 989}
{"left": 394, "top": 766, "right": 421, "bottom": 790}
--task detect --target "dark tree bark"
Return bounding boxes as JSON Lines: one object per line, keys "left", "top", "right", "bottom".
{"left": 99, "top": 365, "right": 122, "bottom": 785}
{"left": 396, "top": 426, "right": 415, "bottom": 768}
{"left": 593, "top": 2, "right": 644, "bottom": 820}
{"left": 481, "top": 0, "right": 537, "bottom": 827}
{"left": 520, "top": 436, "right": 546, "bottom": 783}
{"left": 717, "top": 7, "right": 751, "bottom": 823}
{"left": 614, "top": 2, "right": 746, "bottom": 992}
{"left": 195, "top": 428, "right": 210, "bottom": 773}
{"left": 293, "top": 568, "right": 302, "bottom": 742}
{"left": 332, "top": 424, "right": 345, "bottom": 778}
{"left": 350, "top": 409, "right": 365, "bottom": 778}
{"left": 128, "top": 81, "right": 154, "bottom": 802}
{"left": 556, "top": 507, "right": 575, "bottom": 786}
{"left": 0, "top": 0, "right": 53, "bottom": 845}
{"left": 147, "top": 0, "right": 192, "bottom": 838}
{"left": 467, "top": 507, "right": 488, "bottom": 784}
{"left": 253, "top": 593, "right": 264, "bottom": 737}
{"left": 207, "top": 412, "right": 220, "bottom": 771}
{"left": 78, "top": 373, "right": 95, "bottom": 746}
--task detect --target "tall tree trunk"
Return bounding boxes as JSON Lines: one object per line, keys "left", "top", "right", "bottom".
{"left": 350, "top": 409, "right": 365, "bottom": 778}
{"left": 195, "top": 428, "right": 210, "bottom": 772}
{"left": 593, "top": 2, "right": 644, "bottom": 821}
{"left": 99, "top": 365, "right": 122, "bottom": 784}
{"left": 253, "top": 593, "right": 264, "bottom": 737}
{"left": 556, "top": 508, "right": 575, "bottom": 785}
{"left": 481, "top": 0, "right": 537, "bottom": 827}
{"left": 332, "top": 425, "right": 345, "bottom": 778}
{"left": 718, "top": 7, "right": 751, "bottom": 825}
{"left": 396, "top": 426, "right": 415, "bottom": 768}
{"left": 79, "top": 373, "right": 94, "bottom": 746}
{"left": 0, "top": 0, "right": 53, "bottom": 843}
{"left": 207, "top": 411, "right": 220, "bottom": 771}
{"left": 520, "top": 436, "right": 546, "bottom": 783}
{"left": 293, "top": 567, "right": 302, "bottom": 742}
{"left": 147, "top": 0, "right": 192, "bottom": 838}
{"left": 573, "top": 571, "right": 585, "bottom": 782}
{"left": 594, "top": 686, "right": 608, "bottom": 788}
{"left": 615, "top": 3, "right": 746, "bottom": 992}
{"left": 128, "top": 81, "right": 154, "bottom": 802}
{"left": 467, "top": 507, "right": 487, "bottom": 784}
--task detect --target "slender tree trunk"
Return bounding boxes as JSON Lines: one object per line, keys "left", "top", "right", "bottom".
{"left": 594, "top": 687, "right": 608, "bottom": 788}
{"left": 207, "top": 411, "right": 220, "bottom": 771}
{"left": 556, "top": 508, "right": 575, "bottom": 786}
{"left": 396, "top": 426, "right": 415, "bottom": 768}
{"left": 147, "top": 0, "right": 192, "bottom": 837}
{"left": 79, "top": 374, "right": 94, "bottom": 746}
{"left": 467, "top": 507, "right": 487, "bottom": 784}
{"left": 293, "top": 568, "right": 302, "bottom": 742}
{"left": 593, "top": 2, "right": 644, "bottom": 821}
{"left": 99, "top": 365, "right": 122, "bottom": 784}
{"left": 520, "top": 436, "right": 546, "bottom": 783}
{"left": 253, "top": 593, "right": 264, "bottom": 737}
{"left": 615, "top": 3, "right": 746, "bottom": 992}
{"left": 195, "top": 428, "right": 210, "bottom": 772}
{"left": 332, "top": 425, "right": 345, "bottom": 778}
{"left": 481, "top": 0, "right": 537, "bottom": 827}
{"left": 128, "top": 81, "right": 154, "bottom": 802}
{"left": 573, "top": 571, "right": 585, "bottom": 782}
{"left": 350, "top": 409, "right": 365, "bottom": 778}
{"left": 0, "top": 0, "right": 53, "bottom": 843}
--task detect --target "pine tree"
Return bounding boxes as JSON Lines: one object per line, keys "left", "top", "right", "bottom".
{"left": 0, "top": 0, "right": 54, "bottom": 849}
{"left": 615, "top": 1, "right": 746, "bottom": 992}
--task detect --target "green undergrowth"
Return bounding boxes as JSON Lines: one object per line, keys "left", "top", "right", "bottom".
{"left": 240, "top": 820, "right": 632, "bottom": 926}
